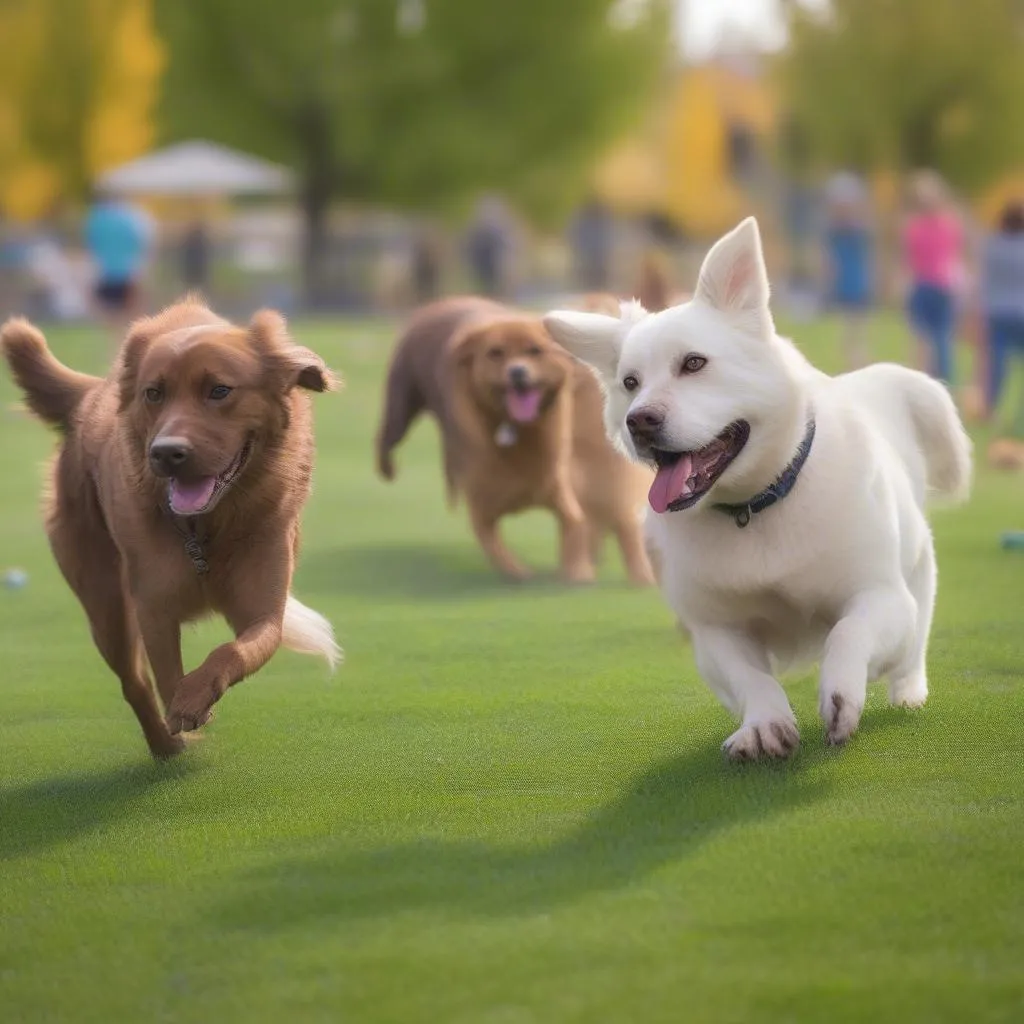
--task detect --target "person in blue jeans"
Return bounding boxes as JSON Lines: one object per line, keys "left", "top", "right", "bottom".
{"left": 823, "top": 172, "right": 874, "bottom": 368}
{"left": 981, "top": 200, "right": 1024, "bottom": 416}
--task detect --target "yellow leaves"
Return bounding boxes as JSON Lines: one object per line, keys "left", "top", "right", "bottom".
{"left": 0, "top": 0, "right": 163, "bottom": 221}
{"left": 86, "top": 0, "right": 164, "bottom": 179}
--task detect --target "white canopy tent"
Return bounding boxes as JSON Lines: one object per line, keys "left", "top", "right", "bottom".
{"left": 96, "top": 140, "right": 294, "bottom": 197}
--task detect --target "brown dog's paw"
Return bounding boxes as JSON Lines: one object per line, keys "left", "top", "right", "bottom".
{"left": 377, "top": 449, "right": 396, "bottom": 481}
{"left": 627, "top": 565, "right": 656, "bottom": 587}
{"left": 502, "top": 564, "right": 534, "bottom": 583}
{"left": 166, "top": 679, "right": 218, "bottom": 735}
{"left": 561, "top": 563, "right": 597, "bottom": 585}
{"left": 150, "top": 733, "right": 189, "bottom": 760}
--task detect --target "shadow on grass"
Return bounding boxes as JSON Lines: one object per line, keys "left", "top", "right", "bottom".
{"left": 214, "top": 740, "right": 834, "bottom": 930}
{"left": 0, "top": 758, "right": 203, "bottom": 861}
{"left": 296, "top": 542, "right": 577, "bottom": 601}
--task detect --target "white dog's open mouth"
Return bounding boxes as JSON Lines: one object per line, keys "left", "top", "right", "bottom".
{"left": 648, "top": 420, "right": 750, "bottom": 514}
{"left": 167, "top": 439, "right": 253, "bottom": 517}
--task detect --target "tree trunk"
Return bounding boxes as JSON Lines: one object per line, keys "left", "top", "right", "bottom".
{"left": 297, "top": 99, "right": 336, "bottom": 308}
{"left": 301, "top": 175, "right": 332, "bottom": 308}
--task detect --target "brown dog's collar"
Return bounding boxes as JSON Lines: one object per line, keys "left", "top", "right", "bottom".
{"left": 495, "top": 422, "right": 517, "bottom": 447}
{"left": 163, "top": 508, "right": 209, "bottom": 575}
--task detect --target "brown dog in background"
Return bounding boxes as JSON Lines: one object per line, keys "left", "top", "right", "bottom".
{"left": 376, "top": 297, "right": 653, "bottom": 584}
{"left": 1, "top": 299, "right": 341, "bottom": 759}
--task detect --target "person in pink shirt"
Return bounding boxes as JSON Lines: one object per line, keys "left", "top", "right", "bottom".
{"left": 902, "top": 171, "right": 965, "bottom": 384}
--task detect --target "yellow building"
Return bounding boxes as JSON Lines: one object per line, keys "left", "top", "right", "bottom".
{"left": 595, "top": 54, "right": 1023, "bottom": 237}
{"left": 593, "top": 56, "right": 779, "bottom": 238}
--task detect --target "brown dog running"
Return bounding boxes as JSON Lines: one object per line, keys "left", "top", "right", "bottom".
{"left": 1, "top": 298, "right": 341, "bottom": 759}
{"left": 376, "top": 297, "right": 653, "bottom": 584}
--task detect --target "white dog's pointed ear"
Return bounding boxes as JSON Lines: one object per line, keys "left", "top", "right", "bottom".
{"left": 543, "top": 310, "right": 624, "bottom": 380}
{"left": 694, "top": 217, "right": 773, "bottom": 333}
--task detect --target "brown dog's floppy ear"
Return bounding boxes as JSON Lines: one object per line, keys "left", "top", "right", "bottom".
{"left": 117, "top": 319, "right": 155, "bottom": 412}
{"left": 447, "top": 322, "right": 490, "bottom": 370}
{"left": 249, "top": 309, "right": 340, "bottom": 393}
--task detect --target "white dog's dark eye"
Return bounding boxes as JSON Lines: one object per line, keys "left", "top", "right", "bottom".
{"left": 143, "top": 387, "right": 163, "bottom": 404}
{"left": 209, "top": 384, "right": 233, "bottom": 401}
{"left": 681, "top": 355, "right": 707, "bottom": 375}
{"left": 622, "top": 374, "right": 640, "bottom": 392}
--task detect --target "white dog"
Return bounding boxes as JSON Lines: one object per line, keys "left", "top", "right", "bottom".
{"left": 544, "top": 217, "right": 972, "bottom": 760}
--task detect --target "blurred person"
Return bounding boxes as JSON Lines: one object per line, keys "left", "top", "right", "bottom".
{"left": 822, "top": 172, "right": 874, "bottom": 369}
{"left": 568, "top": 197, "right": 612, "bottom": 292}
{"left": 84, "top": 186, "right": 154, "bottom": 337}
{"left": 901, "top": 170, "right": 965, "bottom": 385}
{"left": 465, "top": 196, "right": 512, "bottom": 298}
{"left": 412, "top": 223, "right": 443, "bottom": 304}
{"left": 179, "top": 217, "right": 211, "bottom": 292}
{"left": 979, "top": 199, "right": 1024, "bottom": 418}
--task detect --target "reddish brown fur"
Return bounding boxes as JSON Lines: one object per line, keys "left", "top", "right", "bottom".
{"left": 1, "top": 299, "right": 337, "bottom": 758}
{"left": 376, "top": 297, "right": 654, "bottom": 584}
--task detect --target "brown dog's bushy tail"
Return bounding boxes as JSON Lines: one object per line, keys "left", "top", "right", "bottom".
{"left": 1, "top": 318, "right": 100, "bottom": 431}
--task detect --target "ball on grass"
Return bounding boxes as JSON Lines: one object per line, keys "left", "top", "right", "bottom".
{"left": 3, "top": 568, "right": 28, "bottom": 590}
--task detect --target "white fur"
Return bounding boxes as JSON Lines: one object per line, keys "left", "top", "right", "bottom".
{"left": 545, "top": 217, "right": 972, "bottom": 759}
{"left": 282, "top": 594, "right": 342, "bottom": 670}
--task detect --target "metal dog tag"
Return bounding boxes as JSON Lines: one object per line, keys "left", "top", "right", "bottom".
{"left": 495, "top": 423, "right": 518, "bottom": 447}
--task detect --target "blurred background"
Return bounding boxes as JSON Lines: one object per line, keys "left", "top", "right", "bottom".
{"left": 2, "top": 0, "right": 1024, "bottom": 388}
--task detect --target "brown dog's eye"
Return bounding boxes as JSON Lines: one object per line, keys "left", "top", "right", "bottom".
{"left": 680, "top": 355, "right": 707, "bottom": 375}
{"left": 623, "top": 374, "right": 640, "bottom": 392}
{"left": 144, "top": 387, "right": 163, "bottom": 404}
{"left": 487, "top": 348, "right": 504, "bottom": 361}
{"left": 526, "top": 345, "right": 542, "bottom": 357}
{"left": 209, "top": 384, "right": 233, "bottom": 401}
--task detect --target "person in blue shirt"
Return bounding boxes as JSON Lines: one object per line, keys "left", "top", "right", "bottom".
{"left": 822, "top": 172, "right": 874, "bottom": 369}
{"left": 84, "top": 188, "right": 153, "bottom": 331}
{"left": 981, "top": 200, "right": 1024, "bottom": 415}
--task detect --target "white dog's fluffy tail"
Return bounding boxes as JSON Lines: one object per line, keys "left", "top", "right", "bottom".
{"left": 282, "top": 595, "right": 342, "bottom": 670}
{"left": 905, "top": 372, "right": 973, "bottom": 503}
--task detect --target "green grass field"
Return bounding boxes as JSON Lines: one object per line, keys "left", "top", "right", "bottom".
{"left": 1, "top": 313, "right": 1022, "bottom": 1023}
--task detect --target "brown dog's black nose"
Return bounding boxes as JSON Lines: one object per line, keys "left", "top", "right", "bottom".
{"left": 149, "top": 437, "right": 193, "bottom": 474}
{"left": 507, "top": 364, "right": 531, "bottom": 390}
{"left": 626, "top": 407, "right": 664, "bottom": 442}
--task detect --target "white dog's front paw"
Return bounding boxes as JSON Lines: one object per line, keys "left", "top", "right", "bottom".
{"left": 821, "top": 691, "right": 863, "bottom": 746}
{"left": 722, "top": 719, "right": 800, "bottom": 761}
{"left": 888, "top": 671, "right": 928, "bottom": 709}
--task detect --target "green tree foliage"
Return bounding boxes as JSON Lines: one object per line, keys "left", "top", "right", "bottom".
{"left": 780, "top": 0, "right": 1024, "bottom": 188}
{"left": 155, "top": 0, "right": 671, "bottom": 298}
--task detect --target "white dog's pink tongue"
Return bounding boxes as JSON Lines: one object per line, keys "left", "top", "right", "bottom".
{"left": 506, "top": 388, "right": 542, "bottom": 423}
{"left": 169, "top": 477, "right": 216, "bottom": 515}
{"left": 648, "top": 454, "right": 693, "bottom": 514}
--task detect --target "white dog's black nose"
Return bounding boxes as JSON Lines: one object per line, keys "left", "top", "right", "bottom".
{"left": 626, "top": 407, "right": 664, "bottom": 443}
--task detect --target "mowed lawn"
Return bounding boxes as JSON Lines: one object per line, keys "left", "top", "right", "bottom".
{"left": 1, "top": 311, "right": 1022, "bottom": 1024}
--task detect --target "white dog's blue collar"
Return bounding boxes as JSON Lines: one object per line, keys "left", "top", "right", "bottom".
{"left": 714, "top": 417, "right": 816, "bottom": 528}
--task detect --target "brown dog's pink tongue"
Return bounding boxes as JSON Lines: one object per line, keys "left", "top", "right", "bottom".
{"left": 648, "top": 454, "right": 693, "bottom": 514}
{"left": 506, "top": 388, "right": 542, "bottom": 423}
{"left": 169, "top": 477, "right": 217, "bottom": 515}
